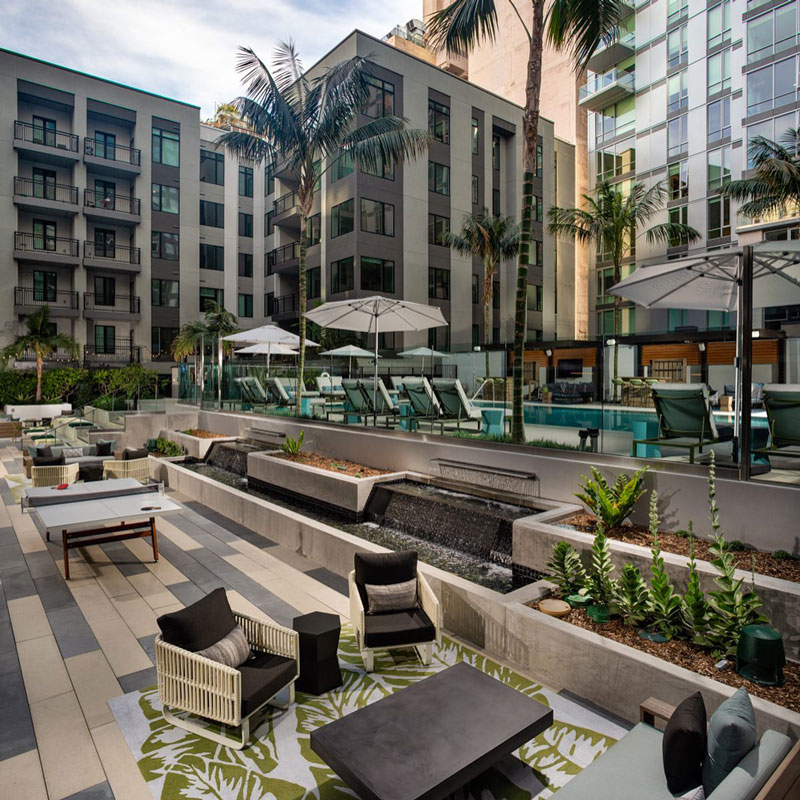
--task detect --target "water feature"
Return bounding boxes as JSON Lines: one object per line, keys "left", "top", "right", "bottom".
{"left": 205, "top": 440, "right": 266, "bottom": 475}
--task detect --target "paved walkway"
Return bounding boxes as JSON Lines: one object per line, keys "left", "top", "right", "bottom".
{"left": 0, "top": 442, "right": 348, "bottom": 800}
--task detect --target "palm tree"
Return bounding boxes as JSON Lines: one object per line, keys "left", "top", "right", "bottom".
{"left": 446, "top": 209, "right": 520, "bottom": 377}
{"left": 1, "top": 306, "right": 78, "bottom": 401}
{"left": 429, "top": 0, "right": 624, "bottom": 443}
{"left": 218, "top": 43, "right": 431, "bottom": 415}
{"left": 171, "top": 319, "right": 208, "bottom": 403}
{"left": 721, "top": 127, "right": 800, "bottom": 220}
{"left": 548, "top": 181, "right": 701, "bottom": 398}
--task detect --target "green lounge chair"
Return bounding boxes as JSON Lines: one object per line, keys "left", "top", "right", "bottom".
{"left": 403, "top": 377, "right": 439, "bottom": 427}
{"left": 234, "top": 377, "right": 267, "bottom": 411}
{"left": 632, "top": 382, "right": 732, "bottom": 464}
{"left": 431, "top": 379, "right": 483, "bottom": 433}
{"left": 263, "top": 377, "right": 293, "bottom": 407}
{"left": 754, "top": 384, "right": 800, "bottom": 461}
{"left": 359, "top": 378, "right": 400, "bottom": 427}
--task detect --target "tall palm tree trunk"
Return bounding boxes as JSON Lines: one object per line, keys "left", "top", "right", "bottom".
{"left": 484, "top": 256, "right": 493, "bottom": 378}
{"left": 511, "top": 0, "right": 544, "bottom": 444}
{"left": 296, "top": 210, "right": 309, "bottom": 417}
{"left": 35, "top": 351, "right": 43, "bottom": 402}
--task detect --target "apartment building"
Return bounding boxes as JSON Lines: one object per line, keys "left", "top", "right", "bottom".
{"left": 264, "top": 29, "right": 570, "bottom": 351}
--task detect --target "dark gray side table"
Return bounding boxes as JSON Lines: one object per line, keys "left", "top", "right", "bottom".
{"left": 292, "top": 611, "right": 343, "bottom": 694}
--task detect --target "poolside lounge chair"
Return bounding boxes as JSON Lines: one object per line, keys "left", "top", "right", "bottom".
{"left": 431, "top": 379, "right": 483, "bottom": 432}
{"left": 315, "top": 373, "right": 346, "bottom": 398}
{"left": 264, "top": 377, "right": 293, "bottom": 407}
{"left": 632, "top": 383, "right": 732, "bottom": 464}
{"left": 754, "top": 384, "right": 800, "bottom": 461}
{"left": 403, "top": 377, "right": 440, "bottom": 426}
{"left": 234, "top": 377, "right": 268, "bottom": 411}
{"left": 337, "top": 379, "right": 371, "bottom": 424}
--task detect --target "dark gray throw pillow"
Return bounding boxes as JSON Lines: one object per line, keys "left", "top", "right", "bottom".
{"left": 33, "top": 455, "right": 65, "bottom": 467}
{"left": 703, "top": 687, "right": 756, "bottom": 795}
{"left": 157, "top": 587, "right": 237, "bottom": 652}
{"left": 95, "top": 440, "right": 113, "bottom": 456}
{"left": 365, "top": 578, "right": 418, "bottom": 614}
{"left": 123, "top": 447, "right": 149, "bottom": 460}
{"left": 662, "top": 691, "right": 707, "bottom": 793}
{"left": 35, "top": 445, "right": 53, "bottom": 458}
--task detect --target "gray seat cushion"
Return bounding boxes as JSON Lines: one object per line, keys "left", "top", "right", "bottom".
{"left": 239, "top": 652, "right": 297, "bottom": 716}
{"left": 363, "top": 607, "right": 435, "bottom": 648}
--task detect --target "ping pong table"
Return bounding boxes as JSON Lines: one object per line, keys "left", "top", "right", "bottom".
{"left": 23, "top": 478, "right": 181, "bottom": 579}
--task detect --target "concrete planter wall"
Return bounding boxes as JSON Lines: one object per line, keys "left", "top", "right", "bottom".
{"left": 6, "top": 403, "right": 72, "bottom": 422}
{"left": 513, "top": 513, "right": 800, "bottom": 662}
{"left": 156, "top": 458, "right": 800, "bottom": 738}
{"left": 247, "top": 450, "right": 406, "bottom": 516}
{"left": 164, "top": 429, "right": 238, "bottom": 460}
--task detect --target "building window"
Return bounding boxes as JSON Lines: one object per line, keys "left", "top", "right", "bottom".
{"left": 151, "top": 279, "right": 179, "bottom": 307}
{"left": 667, "top": 24, "right": 688, "bottom": 68}
{"left": 265, "top": 292, "right": 273, "bottom": 315}
{"left": 306, "top": 266, "right": 321, "bottom": 300}
{"left": 94, "top": 325, "right": 115, "bottom": 354}
{"left": 668, "top": 205, "right": 690, "bottom": 246}
{"left": 667, "top": 0, "right": 688, "bottom": 26}
{"left": 152, "top": 183, "right": 179, "bottom": 214}
{"left": 668, "top": 308, "right": 689, "bottom": 330}
{"left": 472, "top": 324, "right": 479, "bottom": 347}
{"left": 532, "top": 240, "right": 543, "bottom": 266}
{"left": 362, "top": 153, "right": 394, "bottom": 180}
{"left": 32, "top": 270, "right": 57, "bottom": 302}
{"left": 708, "top": 146, "right": 731, "bottom": 191}
{"left": 238, "top": 165, "right": 253, "bottom": 197}
{"left": 707, "top": 97, "right": 731, "bottom": 143}
{"left": 238, "top": 252, "right": 253, "bottom": 277}
{"left": 265, "top": 209, "right": 274, "bottom": 235}
{"left": 361, "top": 257, "right": 394, "bottom": 293}
{"left": 265, "top": 161, "right": 275, "bottom": 195}
{"left": 330, "top": 256, "right": 354, "bottom": 293}
{"left": 237, "top": 293, "right": 253, "bottom": 317}
{"left": 492, "top": 189, "right": 501, "bottom": 216}
{"left": 428, "top": 267, "right": 450, "bottom": 300}
{"left": 528, "top": 283, "right": 543, "bottom": 312}
{"left": 595, "top": 139, "right": 636, "bottom": 181}
{"left": 747, "top": 4, "right": 797, "bottom": 64}
{"left": 471, "top": 117, "right": 479, "bottom": 154}
{"left": 533, "top": 196, "right": 543, "bottom": 223}
{"left": 331, "top": 199, "right": 354, "bottom": 238}
{"left": 747, "top": 58, "right": 796, "bottom": 116}
{"left": 238, "top": 212, "right": 253, "bottom": 237}
{"left": 364, "top": 76, "right": 394, "bottom": 118}
{"left": 668, "top": 71, "right": 688, "bottom": 113}
{"left": 708, "top": 195, "right": 731, "bottom": 238}
{"left": 708, "top": 50, "right": 731, "bottom": 96}
{"left": 93, "top": 276, "right": 115, "bottom": 306}
{"left": 306, "top": 213, "right": 321, "bottom": 246}
{"left": 200, "top": 150, "right": 224, "bottom": 184}
{"left": 360, "top": 198, "right": 394, "bottom": 236}
{"left": 200, "top": 200, "right": 224, "bottom": 227}
{"left": 151, "top": 327, "right": 178, "bottom": 358}
{"left": 152, "top": 231, "right": 179, "bottom": 261}
{"left": 428, "top": 161, "right": 450, "bottom": 195}
{"left": 708, "top": 1, "right": 732, "bottom": 49}
{"left": 492, "top": 134, "right": 500, "bottom": 170}
{"left": 200, "top": 243, "right": 224, "bottom": 270}
{"left": 594, "top": 97, "right": 636, "bottom": 145}
{"left": 428, "top": 100, "right": 450, "bottom": 144}
{"left": 152, "top": 126, "right": 179, "bottom": 166}
{"left": 707, "top": 309, "right": 730, "bottom": 329}
{"left": 493, "top": 280, "right": 500, "bottom": 308}
{"left": 668, "top": 114, "right": 688, "bottom": 157}
{"left": 472, "top": 274, "right": 479, "bottom": 304}
{"left": 537, "top": 143, "right": 543, "bottom": 177}
{"left": 668, "top": 161, "right": 689, "bottom": 200}
{"left": 471, "top": 175, "right": 479, "bottom": 205}
{"left": 332, "top": 150, "right": 354, "bottom": 181}
{"left": 200, "top": 287, "right": 223, "bottom": 311}
{"left": 428, "top": 214, "right": 450, "bottom": 246}
{"left": 428, "top": 326, "right": 450, "bottom": 351}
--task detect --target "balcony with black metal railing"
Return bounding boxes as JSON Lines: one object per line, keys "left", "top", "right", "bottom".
{"left": 272, "top": 191, "right": 301, "bottom": 228}
{"left": 16, "top": 347, "right": 78, "bottom": 364}
{"left": 83, "top": 188, "right": 141, "bottom": 223}
{"left": 83, "top": 241, "right": 141, "bottom": 271}
{"left": 266, "top": 242, "right": 300, "bottom": 275}
{"left": 83, "top": 137, "right": 142, "bottom": 176}
{"left": 83, "top": 293, "right": 141, "bottom": 319}
{"left": 13, "top": 121, "right": 80, "bottom": 165}
{"left": 13, "top": 177, "right": 79, "bottom": 214}
{"left": 14, "top": 231, "right": 80, "bottom": 266}
{"left": 14, "top": 286, "right": 80, "bottom": 318}
{"left": 84, "top": 340, "right": 141, "bottom": 363}
{"left": 269, "top": 292, "right": 298, "bottom": 319}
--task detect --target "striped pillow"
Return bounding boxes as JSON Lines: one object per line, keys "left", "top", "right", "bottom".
{"left": 365, "top": 578, "right": 418, "bottom": 614}
{"left": 195, "top": 624, "right": 251, "bottom": 668}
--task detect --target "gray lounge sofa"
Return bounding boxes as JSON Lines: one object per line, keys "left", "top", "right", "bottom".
{"left": 25, "top": 442, "right": 115, "bottom": 477}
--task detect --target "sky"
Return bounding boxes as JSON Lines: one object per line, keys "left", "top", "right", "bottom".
{"left": 1, "top": 0, "right": 419, "bottom": 118}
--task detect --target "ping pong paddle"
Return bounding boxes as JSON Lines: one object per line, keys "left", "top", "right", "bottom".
{"left": 56, "top": 484, "right": 69, "bottom": 490}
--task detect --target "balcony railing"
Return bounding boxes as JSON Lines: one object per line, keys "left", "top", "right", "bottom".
{"left": 15, "top": 286, "right": 79, "bottom": 309}
{"left": 14, "top": 120, "right": 78, "bottom": 152}
{"left": 84, "top": 341, "right": 141, "bottom": 362}
{"left": 83, "top": 137, "right": 141, "bottom": 166}
{"left": 14, "top": 177, "right": 78, "bottom": 205}
{"left": 14, "top": 231, "right": 79, "bottom": 257}
{"left": 580, "top": 70, "right": 636, "bottom": 101}
{"left": 267, "top": 242, "right": 300, "bottom": 273}
{"left": 273, "top": 191, "right": 298, "bottom": 215}
{"left": 17, "top": 348, "right": 78, "bottom": 363}
{"left": 84, "top": 293, "right": 141, "bottom": 314}
{"left": 84, "top": 189, "right": 141, "bottom": 215}
{"left": 269, "top": 293, "right": 298, "bottom": 316}
{"left": 83, "top": 241, "right": 141, "bottom": 265}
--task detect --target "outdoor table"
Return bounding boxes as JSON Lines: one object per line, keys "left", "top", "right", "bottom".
{"left": 481, "top": 407, "right": 506, "bottom": 437}
{"left": 292, "top": 611, "right": 342, "bottom": 694}
{"left": 398, "top": 401, "right": 417, "bottom": 431}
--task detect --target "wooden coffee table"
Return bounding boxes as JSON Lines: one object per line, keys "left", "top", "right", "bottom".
{"left": 310, "top": 661, "right": 553, "bottom": 800}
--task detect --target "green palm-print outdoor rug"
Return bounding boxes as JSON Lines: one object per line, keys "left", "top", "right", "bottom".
{"left": 109, "top": 626, "right": 627, "bottom": 800}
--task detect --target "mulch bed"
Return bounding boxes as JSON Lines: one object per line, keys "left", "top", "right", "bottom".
{"left": 182, "top": 429, "right": 228, "bottom": 439}
{"left": 544, "top": 606, "right": 800, "bottom": 712}
{"left": 274, "top": 451, "right": 388, "bottom": 478}
{"left": 563, "top": 514, "right": 800, "bottom": 584}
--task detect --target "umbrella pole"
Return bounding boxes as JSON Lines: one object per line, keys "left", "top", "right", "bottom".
{"left": 732, "top": 266, "right": 741, "bottom": 464}
{"left": 267, "top": 344, "right": 271, "bottom": 378}
{"left": 217, "top": 335, "right": 223, "bottom": 411}
{"left": 373, "top": 314, "right": 379, "bottom": 426}
{"left": 739, "top": 245, "right": 754, "bottom": 481}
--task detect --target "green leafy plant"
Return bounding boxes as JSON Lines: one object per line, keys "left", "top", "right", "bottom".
{"left": 647, "top": 491, "right": 683, "bottom": 639}
{"left": 546, "top": 541, "right": 587, "bottom": 598}
{"left": 281, "top": 430, "right": 305, "bottom": 457}
{"left": 614, "top": 563, "right": 651, "bottom": 627}
{"left": 147, "top": 437, "right": 182, "bottom": 457}
{"left": 586, "top": 522, "right": 617, "bottom": 608}
{"left": 773, "top": 550, "right": 797, "bottom": 561}
{"left": 675, "top": 529, "right": 691, "bottom": 539}
{"left": 683, "top": 522, "right": 710, "bottom": 646}
{"left": 725, "top": 540, "right": 751, "bottom": 552}
{"left": 575, "top": 466, "right": 648, "bottom": 529}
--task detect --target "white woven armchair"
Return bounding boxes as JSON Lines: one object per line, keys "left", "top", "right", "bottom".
{"left": 31, "top": 462, "right": 80, "bottom": 488}
{"left": 155, "top": 611, "right": 299, "bottom": 749}
{"left": 102, "top": 457, "right": 151, "bottom": 482}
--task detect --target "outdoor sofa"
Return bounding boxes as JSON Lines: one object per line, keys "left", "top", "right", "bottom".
{"left": 24, "top": 440, "right": 115, "bottom": 478}
{"left": 544, "top": 381, "right": 594, "bottom": 403}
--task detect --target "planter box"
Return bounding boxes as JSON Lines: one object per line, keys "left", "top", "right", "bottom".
{"left": 247, "top": 450, "right": 406, "bottom": 517}
{"left": 164, "top": 429, "right": 238, "bottom": 460}
{"left": 513, "top": 512, "right": 800, "bottom": 662}
{"left": 6, "top": 403, "right": 72, "bottom": 423}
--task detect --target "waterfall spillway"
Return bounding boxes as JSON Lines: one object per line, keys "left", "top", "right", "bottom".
{"left": 205, "top": 440, "right": 265, "bottom": 476}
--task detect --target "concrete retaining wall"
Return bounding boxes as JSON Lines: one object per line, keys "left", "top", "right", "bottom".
{"left": 164, "top": 430, "right": 238, "bottom": 460}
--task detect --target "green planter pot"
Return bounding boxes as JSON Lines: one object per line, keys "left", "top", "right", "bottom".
{"left": 565, "top": 594, "right": 592, "bottom": 609}
{"left": 587, "top": 604, "right": 610, "bottom": 624}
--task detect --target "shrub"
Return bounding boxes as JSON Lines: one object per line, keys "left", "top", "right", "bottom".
{"left": 683, "top": 523, "right": 710, "bottom": 646}
{"left": 281, "top": 430, "right": 305, "bottom": 456}
{"left": 724, "top": 540, "right": 751, "bottom": 552}
{"left": 647, "top": 491, "right": 683, "bottom": 639}
{"left": 546, "top": 541, "right": 587, "bottom": 598}
{"left": 773, "top": 550, "right": 797, "bottom": 560}
{"left": 147, "top": 437, "right": 182, "bottom": 457}
{"left": 575, "top": 466, "right": 648, "bottom": 529}
{"left": 586, "top": 523, "right": 617, "bottom": 608}
{"left": 614, "top": 563, "right": 651, "bottom": 627}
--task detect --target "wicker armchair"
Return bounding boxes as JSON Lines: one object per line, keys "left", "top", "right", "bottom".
{"left": 156, "top": 611, "right": 299, "bottom": 749}
{"left": 349, "top": 550, "right": 441, "bottom": 673}
{"left": 31, "top": 463, "right": 80, "bottom": 488}
{"left": 102, "top": 457, "right": 151, "bottom": 482}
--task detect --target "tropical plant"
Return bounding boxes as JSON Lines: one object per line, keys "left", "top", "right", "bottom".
{"left": 429, "top": 0, "right": 626, "bottom": 443}
{"left": 647, "top": 492, "right": 683, "bottom": 639}
{"left": 546, "top": 541, "right": 587, "bottom": 598}
{"left": 218, "top": 43, "right": 431, "bottom": 415}
{"left": 445, "top": 209, "right": 520, "bottom": 376}
{"left": 548, "top": 181, "right": 701, "bottom": 398}
{"left": 683, "top": 523, "right": 711, "bottom": 646}
{"left": 614, "top": 563, "right": 651, "bottom": 628}
{"left": 575, "top": 466, "right": 648, "bottom": 529}
{"left": 0, "top": 306, "right": 79, "bottom": 401}
{"left": 281, "top": 430, "right": 305, "bottom": 456}
{"left": 147, "top": 437, "right": 183, "bottom": 457}
{"left": 586, "top": 523, "right": 617, "bottom": 608}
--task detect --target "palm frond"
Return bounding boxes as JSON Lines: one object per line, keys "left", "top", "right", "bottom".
{"left": 547, "top": 0, "right": 624, "bottom": 70}
{"left": 427, "top": 0, "right": 500, "bottom": 54}
{"left": 646, "top": 222, "right": 701, "bottom": 246}
{"left": 343, "top": 117, "right": 432, "bottom": 173}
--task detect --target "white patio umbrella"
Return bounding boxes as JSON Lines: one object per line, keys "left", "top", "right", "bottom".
{"left": 320, "top": 344, "right": 375, "bottom": 379}
{"left": 235, "top": 343, "right": 298, "bottom": 356}
{"left": 306, "top": 297, "right": 448, "bottom": 415}
{"left": 398, "top": 346, "right": 445, "bottom": 378}
{"left": 223, "top": 326, "right": 318, "bottom": 374}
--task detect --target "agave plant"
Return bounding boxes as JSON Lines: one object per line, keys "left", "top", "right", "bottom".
{"left": 575, "top": 466, "right": 648, "bottom": 530}
{"left": 614, "top": 563, "right": 651, "bottom": 628}
{"left": 646, "top": 492, "right": 683, "bottom": 640}
{"left": 546, "top": 541, "right": 587, "bottom": 598}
